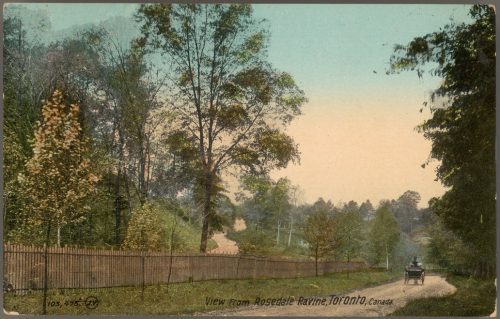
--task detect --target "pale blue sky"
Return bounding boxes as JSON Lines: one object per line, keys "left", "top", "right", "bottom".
{"left": 15, "top": 3, "right": 472, "bottom": 97}
{"left": 5, "top": 3, "right": 475, "bottom": 206}
{"left": 252, "top": 4, "right": 472, "bottom": 97}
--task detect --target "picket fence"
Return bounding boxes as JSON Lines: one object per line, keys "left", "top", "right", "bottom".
{"left": 3, "top": 243, "right": 367, "bottom": 293}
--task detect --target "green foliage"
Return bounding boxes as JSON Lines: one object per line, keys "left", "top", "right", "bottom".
{"left": 145, "top": 199, "right": 219, "bottom": 253}
{"left": 136, "top": 4, "right": 306, "bottom": 252}
{"left": 66, "top": 183, "right": 118, "bottom": 247}
{"left": 4, "top": 271, "right": 397, "bottom": 315}
{"left": 238, "top": 175, "right": 292, "bottom": 231}
{"left": 303, "top": 207, "right": 337, "bottom": 264}
{"left": 425, "top": 213, "right": 474, "bottom": 275}
{"left": 391, "top": 275, "right": 496, "bottom": 316}
{"left": 231, "top": 229, "right": 277, "bottom": 255}
{"left": 359, "top": 200, "right": 374, "bottom": 220}
{"left": 335, "top": 209, "right": 364, "bottom": 262}
{"left": 390, "top": 5, "right": 495, "bottom": 277}
{"left": 392, "top": 190, "right": 421, "bottom": 234}
{"left": 3, "top": 8, "right": 55, "bottom": 240}
{"left": 16, "top": 90, "right": 100, "bottom": 246}
{"left": 122, "top": 202, "right": 167, "bottom": 251}
{"left": 367, "top": 204, "right": 400, "bottom": 267}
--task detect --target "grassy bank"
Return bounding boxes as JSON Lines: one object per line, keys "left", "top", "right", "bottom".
{"left": 390, "top": 274, "right": 496, "bottom": 316}
{"left": 5, "top": 270, "right": 398, "bottom": 315}
{"left": 226, "top": 229, "right": 309, "bottom": 259}
{"left": 158, "top": 209, "right": 218, "bottom": 252}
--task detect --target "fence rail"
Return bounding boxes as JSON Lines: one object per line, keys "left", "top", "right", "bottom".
{"left": 3, "top": 243, "right": 367, "bottom": 293}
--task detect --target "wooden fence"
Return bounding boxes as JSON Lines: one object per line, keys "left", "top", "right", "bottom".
{"left": 3, "top": 243, "right": 367, "bottom": 293}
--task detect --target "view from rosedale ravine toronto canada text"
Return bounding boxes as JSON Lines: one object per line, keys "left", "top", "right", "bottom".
{"left": 2, "top": 3, "right": 496, "bottom": 316}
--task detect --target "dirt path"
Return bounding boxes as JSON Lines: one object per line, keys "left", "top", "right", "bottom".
{"left": 208, "top": 218, "right": 246, "bottom": 255}
{"left": 207, "top": 232, "right": 239, "bottom": 254}
{"left": 212, "top": 275, "right": 456, "bottom": 316}
{"left": 233, "top": 218, "right": 247, "bottom": 231}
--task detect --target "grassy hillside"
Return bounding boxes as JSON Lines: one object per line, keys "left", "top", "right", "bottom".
{"left": 159, "top": 210, "right": 217, "bottom": 253}
{"left": 226, "top": 228, "right": 309, "bottom": 259}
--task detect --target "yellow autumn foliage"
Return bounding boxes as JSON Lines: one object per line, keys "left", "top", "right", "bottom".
{"left": 18, "top": 90, "right": 100, "bottom": 235}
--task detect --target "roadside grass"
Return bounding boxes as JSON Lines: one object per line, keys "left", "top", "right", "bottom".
{"left": 390, "top": 274, "right": 496, "bottom": 316}
{"left": 4, "top": 270, "right": 399, "bottom": 315}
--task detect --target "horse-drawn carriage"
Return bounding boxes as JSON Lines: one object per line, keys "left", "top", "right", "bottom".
{"left": 404, "top": 257, "right": 425, "bottom": 285}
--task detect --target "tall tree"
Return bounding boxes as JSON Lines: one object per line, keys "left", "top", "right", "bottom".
{"left": 267, "top": 178, "right": 291, "bottom": 245}
{"left": 303, "top": 206, "right": 337, "bottom": 276}
{"left": 78, "top": 26, "right": 171, "bottom": 245}
{"left": 287, "top": 185, "right": 303, "bottom": 247}
{"left": 390, "top": 5, "right": 495, "bottom": 277}
{"left": 3, "top": 6, "right": 53, "bottom": 237}
{"left": 393, "top": 190, "right": 421, "bottom": 233}
{"left": 238, "top": 175, "right": 291, "bottom": 244}
{"left": 17, "top": 90, "right": 100, "bottom": 247}
{"left": 368, "top": 204, "right": 400, "bottom": 269}
{"left": 359, "top": 200, "right": 374, "bottom": 220}
{"left": 343, "top": 200, "right": 359, "bottom": 213}
{"left": 136, "top": 4, "right": 306, "bottom": 252}
{"left": 336, "top": 208, "right": 364, "bottom": 263}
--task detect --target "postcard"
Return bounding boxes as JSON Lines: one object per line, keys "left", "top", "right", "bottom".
{"left": 2, "top": 2, "right": 496, "bottom": 316}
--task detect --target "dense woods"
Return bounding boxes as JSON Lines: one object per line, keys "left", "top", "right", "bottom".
{"left": 390, "top": 5, "right": 496, "bottom": 277}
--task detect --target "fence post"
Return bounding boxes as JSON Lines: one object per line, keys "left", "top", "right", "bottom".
{"left": 141, "top": 253, "right": 145, "bottom": 301}
{"left": 236, "top": 255, "right": 241, "bottom": 279}
{"left": 42, "top": 222, "right": 52, "bottom": 315}
{"left": 141, "top": 230, "right": 145, "bottom": 301}
{"left": 253, "top": 257, "right": 257, "bottom": 279}
{"left": 4, "top": 242, "right": 369, "bottom": 295}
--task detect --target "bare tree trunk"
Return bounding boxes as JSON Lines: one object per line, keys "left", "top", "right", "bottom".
{"left": 347, "top": 250, "right": 350, "bottom": 278}
{"left": 166, "top": 219, "right": 178, "bottom": 293}
{"left": 199, "top": 170, "right": 214, "bottom": 253}
{"left": 123, "top": 172, "right": 133, "bottom": 226}
{"left": 287, "top": 216, "right": 293, "bottom": 247}
{"left": 42, "top": 222, "right": 52, "bottom": 315}
{"left": 200, "top": 197, "right": 212, "bottom": 252}
{"left": 276, "top": 220, "right": 281, "bottom": 245}
{"left": 140, "top": 230, "right": 145, "bottom": 301}
{"left": 15, "top": 20, "right": 23, "bottom": 115}
{"left": 385, "top": 243, "right": 389, "bottom": 271}
{"left": 56, "top": 226, "right": 61, "bottom": 248}
{"left": 114, "top": 165, "right": 122, "bottom": 245}
{"left": 88, "top": 211, "right": 93, "bottom": 242}
{"left": 115, "top": 126, "right": 125, "bottom": 244}
{"left": 145, "top": 139, "right": 154, "bottom": 198}
{"left": 138, "top": 135, "right": 147, "bottom": 205}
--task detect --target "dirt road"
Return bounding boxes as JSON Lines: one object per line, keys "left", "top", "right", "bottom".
{"left": 207, "top": 232, "right": 239, "bottom": 254}
{"left": 213, "top": 275, "right": 456, "bottom": 316}
{"left": 208, "top": 218, "right": 246, "bottom": 255}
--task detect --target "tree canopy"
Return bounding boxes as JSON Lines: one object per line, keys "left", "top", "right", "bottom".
{"left": 368, "top": 204, "right": 400, "bottom": 268}
{"left": 303, "top": 206, "right": 337, "bottom": 276}
{"left": 135, "top": 4, "right": 306, "bottom": 252}
{"left": 16, "top": 90, "right": 100, "bottom": 247}
{"left": 390, "top": 4, "right": 495, "bottom": 277}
